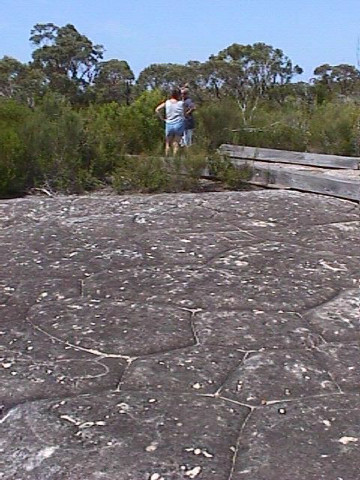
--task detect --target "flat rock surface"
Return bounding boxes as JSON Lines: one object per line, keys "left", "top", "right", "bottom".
{"left": 0, "top": 190, "right": 359, "bottom": 480}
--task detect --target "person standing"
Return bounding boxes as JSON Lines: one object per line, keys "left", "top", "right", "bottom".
{"left": 181, "top": 87, "right": 196, "bottom": 147}
{"left": 155, "top": 88, "right": 185, "bottom": 156}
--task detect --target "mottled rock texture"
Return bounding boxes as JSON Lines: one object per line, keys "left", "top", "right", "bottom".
{"left": 0, "top": 191, "right": 359, "bottom": 479}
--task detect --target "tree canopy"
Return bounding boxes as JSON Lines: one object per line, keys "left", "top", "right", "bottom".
{"left": 0, "top": 22, "right": 358, "bottom": 109}
{"left": 2, "top": 23, "right": 360, "bottom": 197}
{"left": 30, "top": 23, "right": 104, "bottom": 98}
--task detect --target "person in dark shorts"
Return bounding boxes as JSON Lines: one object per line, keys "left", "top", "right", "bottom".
{"left": 155, "top": 88, "right": 185, "bottom": 156}
{"left": 180, "top": 87, "right": 196, "bottom": 147}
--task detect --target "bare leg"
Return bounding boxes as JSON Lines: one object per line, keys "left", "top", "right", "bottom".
{"left": 172, "top": 136, "right": 182, "bottom": 155}
{"left": 172, "top": 140, "right": 180, "bottom": 156}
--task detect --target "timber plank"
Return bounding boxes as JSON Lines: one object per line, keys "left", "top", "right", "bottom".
{"left": 229, "top": 159, "right": 360, "bottom": 201}
{"left": 219, "top": 144, "right": 360, "bottom": 170}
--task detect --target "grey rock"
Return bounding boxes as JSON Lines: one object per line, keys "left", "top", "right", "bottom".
{"left": 0, "top": 190, "right": 359, "bottom": 479}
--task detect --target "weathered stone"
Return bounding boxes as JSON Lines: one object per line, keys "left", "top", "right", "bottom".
{"left": 27, "top": 299, "right": 195, "bottom": 357}
{"left": 305, "top": 289, "right": 360, "bottom": 341}
{"left": 186, "top": 267, "right": 338, "bottom": 312}
{"left": 288, "top": 220, "right": 360, "bottom": 257}
{"left": 137, "top": 230, "right": 256, "bottom": 267}
{"left": 0, "top": 313, "right": 127, "bottom": 408}
{"left": 0, "top": 190, "right": 359, "bottom": 479}
{"left": 233, "top": 394, "right": 360, "bottom": 479}
{"left": 7, "top": 277, "right": 81, "bottom": 308}
{"left": 315, "top": 343, "right": 360, "bottom": 392}
{"left": 220, "top": 350, "right": 338, "bottom": 406}
{"left": 193, "top": 310, "right": 312, "bottom": 350}
{"left": 0, "top": 281, "right": 17, "bottom": 305}
{"left": 0, "top": 392, "right": 248, "bottom": 480}
{"left": 82, "top": 266, "right": 195, "bottom": 304}
{"left": 121, "top": 345, "right": 245, "bottom": 394}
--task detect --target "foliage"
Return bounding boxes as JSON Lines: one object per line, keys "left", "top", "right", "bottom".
{"left": 112, "top": 156, "right": 170, "bottom": 193}
{"left": 83, "top": 102, "right": 125, "bottom": 178}
{"left": 93, "top": 60, "right": 134, "bottom": 104}
{"left": 30, "top": 23, "right": 104, "bottom": 101}
{"left": 21, "top": 93, "right": 94, "bottom": 193}
{"left": 308, "top": 100, "right": 360, "bottom": 155}
{"left": 0, "top": 99, "right": 29, "bottom": 196}
{"left": 202, "top": 42, "right": 303, "bottom": 124}
{"left": 118, "top": 89, "right": 164, "bottom": 154}
{"left": 195, "top": 98, "right": 244, "bottom": 150}
{"left": 0, "top": 56, "right": 45, "bottom": 106}
{"left": 2, "top": 22, "right": 360, "bottom": 198}
{"left": 113, "top": 154, "right": 208, "bottom": 194}
{"left": 208, "top": 152, "right": 252, "bottom": 189}
{"left": 137, "top": 63, "right": 188, "bottom": 92}
{"left": 312, "top": 63, "right": 360, "bottom": 96}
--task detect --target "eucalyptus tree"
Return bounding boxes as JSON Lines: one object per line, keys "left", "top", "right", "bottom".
{"left": 136, "top": 63, "right": 188, "bottom": 92}
{"left": 29, "top": 23, "right": 104, "bottom": 101}
{"left": 93, "top": 59, "right": 134, "bottom": 104}
{"left": 209, "top": 42, "right": 302, "bottom": 124}
{"left": 313, "top": 63, "right": 360, "bottom": 96}
{"left": 182, "top": 60, "right": 224, "bottom": 102}
{"left": 0, "top": 56, "right": 25, "bottom": 98}
{"left": 0, "top": 56, "right": 45, "bottom": 106}
{"left": 136, "top": 61, "right": 221, "bottom": 103}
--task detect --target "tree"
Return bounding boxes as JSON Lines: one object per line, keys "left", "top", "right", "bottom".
{"left": 210, "top": 43, "right": 303, "bottom": 124}
{"left": 136, "top": 61, "right": 222, "bottom": 103}
{"left": 312, "top": 63, "right": 360, "bottom": 96}
{"left": 0, "top": 56, "right": 46, "bottom": 106}
{"left": 30, "top": 23, "right": 104, "bottom": 100}
{"left": 0, "top": 99, "right": 30, "bottom": 195}
{"left": 0, "top": 56, "right": 25, "bottom": 98}
{"left": 93, "top": 59, "right": 134, "bottom": 104}
{"left": 181, "top": 60, "right": 224, "bottom": 102}
{"left": 136, "top": 63, "right": 188, "bottom": 92}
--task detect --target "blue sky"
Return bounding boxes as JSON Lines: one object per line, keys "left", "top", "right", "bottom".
{"left": 1, "top": 0, "right": 360, "bottom": 81}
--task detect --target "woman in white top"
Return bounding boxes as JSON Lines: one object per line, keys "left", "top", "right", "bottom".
{"left": 155, "top": 88, "right": 185, "bottom": 156}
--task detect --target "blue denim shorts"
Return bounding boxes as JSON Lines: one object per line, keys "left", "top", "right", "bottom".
{"left": 165, "top": 120, "right": 184, "bottom": 138}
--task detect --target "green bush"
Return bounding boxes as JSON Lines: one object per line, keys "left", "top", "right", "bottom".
{"left": 3, "top": 86, "right": 360, "bottom": 199}
{"left": 112, "top": 156, "right": 169, "bottom": 193}
{"left": 83, "top": 102, "right": 126, "bottom": 178}
{"left": 112, "top": 153, "right": 210, "bottom": 194}
{"left": 119, "top": 90, "right": 164, "bottom": 154}
{"left": 308, "top": 101, "right": 359, "bottom": 155}
{"left": 219, "top": 99, "right": 310, "bottom": 152}
{"left": 22, "top": 93, "right": 93, "bottom": 193}
{"left": 208, "top": 152, "right": 252, "bottom": 189}
{"left": 196, "top": 98, "right": 243, "bottom": 150}
{"left": 196, "top": 98, "right": 310, "bottom": 152}
{"left": 0, "top": 99, "right": 29, "bottom": 196}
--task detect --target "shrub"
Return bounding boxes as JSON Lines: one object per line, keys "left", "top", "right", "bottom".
{"left": 83, "top": 102, "right": 126, "bottom": 179}
{"left": 112, "top": 156, "right": 170, "bottom": 193}
{"left": 119, "top": 90, "right": 164, "bottom": 154}
{"left": 22, "top": 93, "right": 92, "bottom": 193}
{"left": 112, "top": 153, "right": 209, "bottom": 194}
{"left": 196, "top": 98, "right": 244, "bottom": 150}
{"left": 0, "top": 99, "right": 29, "bottom": 197}
{"left": 196, "top": 98, "right": 310, "bottom": 152}
{"left": 207, "top": 152, "right": 252, "bottom": 189}
{"left": 308, "top": 101, "right": 359, "bottom": 155}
